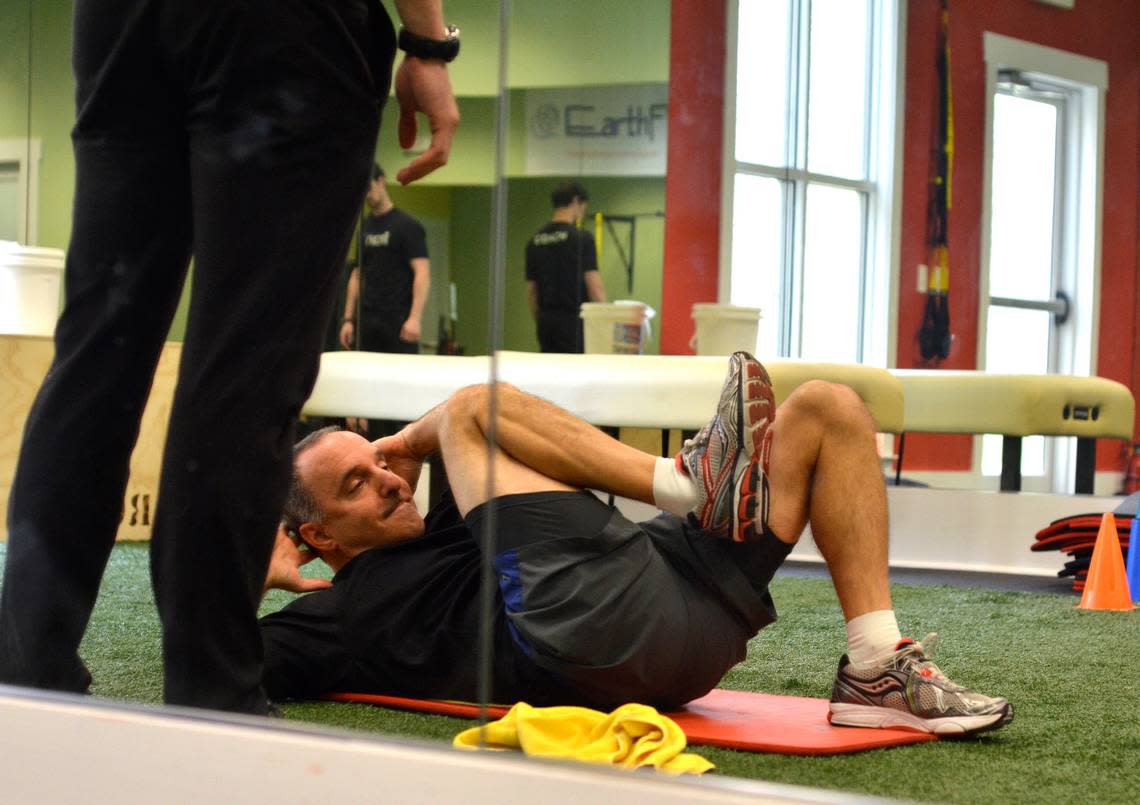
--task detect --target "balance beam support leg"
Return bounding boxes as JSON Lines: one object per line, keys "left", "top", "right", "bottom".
{"left": 1000, "top": 436, "right": 1022, "bottom": 492}
{"left": 1075, "top": 437, "right": 1095, "bottom": 494}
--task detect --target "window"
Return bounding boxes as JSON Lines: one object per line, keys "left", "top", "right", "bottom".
{"left": 721, "top": 0, "right": 902, "bottom": 364}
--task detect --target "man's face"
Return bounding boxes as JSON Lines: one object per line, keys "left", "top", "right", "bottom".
{"left": 574, "top": 197, "right": 588, "bottom": 219}
{"left": 366, "top": 176, "right": 386, "bottom": 208}
{"left": 297, "top": 430, "right": 425, "bottom": 558}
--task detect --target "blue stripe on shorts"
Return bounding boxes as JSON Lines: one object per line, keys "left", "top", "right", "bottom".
{"left": 493, "top": 548, "right": 534, "bottom": 658}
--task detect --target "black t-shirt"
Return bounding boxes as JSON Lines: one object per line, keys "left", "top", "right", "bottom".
{"left": 359, "top": 207, "right": 428, "bottom": 323}
{"left": 259, "top": 496, "right": 556, "bottom": 703}
{"left": 525, "top": 222, "right": 598, "bottom": 313}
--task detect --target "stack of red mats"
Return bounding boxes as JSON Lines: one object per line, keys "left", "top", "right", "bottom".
{"left": 1032, "top": 513, "right": 1132, "bottom": 593}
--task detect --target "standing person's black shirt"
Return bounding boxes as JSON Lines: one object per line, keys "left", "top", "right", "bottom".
{"left": 525, "top": 222, "right": 597, "bottom": 313}
{"left": 525, "top": 222, "right": 598, "bottom": 352}
{"left": 358, "top": 207, "right": 428, "bottom": 352}
{"left": 259, "top": 495, "right": 557, "bottom": 703}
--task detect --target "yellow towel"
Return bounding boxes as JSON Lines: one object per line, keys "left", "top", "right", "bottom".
{"left": 453, "top": 702, "right": 714, "bottom": 775}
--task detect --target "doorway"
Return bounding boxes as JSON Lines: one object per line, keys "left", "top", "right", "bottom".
{"left": 978, "top": 34, "right": 1108, "bottom": 493}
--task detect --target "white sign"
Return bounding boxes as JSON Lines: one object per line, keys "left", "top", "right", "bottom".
{"left": 525, "top": 84, "right": 669, "bottom": 176}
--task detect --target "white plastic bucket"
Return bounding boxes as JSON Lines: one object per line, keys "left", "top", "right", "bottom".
{"left": 691, "top": 303, "right": 761, "bottom": 355}
{"left": 0, "top": 241, "right": 65, "bottom": 337}
{"left": 580, "top": 301, "right": 656, "bottom": 354}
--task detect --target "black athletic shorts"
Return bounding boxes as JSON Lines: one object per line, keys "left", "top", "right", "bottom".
{"left": 465, "top": 491, "right": 792, "bottom": 709}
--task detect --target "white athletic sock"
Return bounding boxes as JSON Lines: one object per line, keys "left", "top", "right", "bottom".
{"left": 652, "top": 456, "right": 698, "bottom": 516}
{"left": 845, "top": 609, "right": 902, "bottom": 667}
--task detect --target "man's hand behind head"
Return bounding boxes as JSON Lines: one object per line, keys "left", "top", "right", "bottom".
{"left": 264, "top": 524, "right": 333, "bottom": 594}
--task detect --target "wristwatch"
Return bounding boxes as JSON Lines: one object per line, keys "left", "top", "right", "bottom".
{"left": 398, "top": 24, "right": 461, "bottom": 63}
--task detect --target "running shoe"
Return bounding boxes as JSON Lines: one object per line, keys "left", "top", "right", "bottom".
{"left": 828, "top": 634, "right": 1014, "bottom": 736}
{"left": 732, "top": 450, "right": 769, "bottom": 544}
{"left": 678, "top": 351, "right": 775, "bottom": 541}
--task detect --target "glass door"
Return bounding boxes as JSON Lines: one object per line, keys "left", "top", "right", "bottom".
{"left": 980, "top": 73, "right": 1072, "bottom": 487}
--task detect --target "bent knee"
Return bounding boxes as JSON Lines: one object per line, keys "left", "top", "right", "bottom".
{"left": 446, "top": 382, "right": 522, "bottom": 425}
{"left": 779, "top": 380, "right": 874, "bottom": 432}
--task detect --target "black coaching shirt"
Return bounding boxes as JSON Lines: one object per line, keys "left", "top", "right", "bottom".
{"left": 359, "top": 207, "right": 428, "bottom": 325}
{"left": 259, "top": 497, "right": 552, "bottom": 703}
{"left": 525, "top": 221, "right": 598, "bottom": 312}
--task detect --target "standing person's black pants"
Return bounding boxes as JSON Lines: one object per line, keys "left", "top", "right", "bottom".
{"left": 0, "top": 0, "right": 393, "bottom": 713}
{"left": 536, "top": 310, "right": 584, "bottom": 353}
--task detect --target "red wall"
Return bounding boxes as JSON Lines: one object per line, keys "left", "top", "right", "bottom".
{"left": 898, "top": 0, "right": 1140, "bottom": 471}
{"left": 664, "top": 0, "right": 1140, "bottom": 472}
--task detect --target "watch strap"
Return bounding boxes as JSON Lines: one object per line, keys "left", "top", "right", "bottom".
{"left": 398, "top": 25, "right": 460, "bottom": 63}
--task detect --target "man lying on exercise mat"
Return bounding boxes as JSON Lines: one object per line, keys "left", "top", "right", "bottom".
{"left": 259, "top": 353, "right": 1013, "bottom": 736}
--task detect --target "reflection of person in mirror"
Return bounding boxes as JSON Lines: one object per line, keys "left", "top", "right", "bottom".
{"left": 339, "top": 163, "right": 431, "bottom": 358}
{"left": 339, "top": 163, "right": 431, "bottom": 437}
{"left": 0, "top": 0, "right": 459, "bottom": 716}
{"left": 526, "top": 181, "right": 607, "bottom": 353}
{"left": 261, "top": 353, "right": 1013, "bottom": 738}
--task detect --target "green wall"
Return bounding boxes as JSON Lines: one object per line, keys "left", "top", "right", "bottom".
{"left": 1, "top": 0, "right": 75, "bottom": 250}
{"left": 25, "top": 0, "right": 73, "bottom": 253}
{"left": 505, "top": 3, "right": 670, "bottom": 89}
{"left": 0, "top": 1, "right": 31, "bottom": 141}
{"left": 379, "top": 0, "right": 670, "bottom": 94}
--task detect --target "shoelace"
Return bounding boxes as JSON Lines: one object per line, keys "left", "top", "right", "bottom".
{"left": 887, "top": 634, "right": 1003, "bottom": 711}
{"left": 891, "top": 633, "right": 953, "bottom": 684}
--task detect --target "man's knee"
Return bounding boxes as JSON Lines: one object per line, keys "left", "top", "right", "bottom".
{"left": 444, "top": 382, "right": 523, "bottom": 430}
{"left": 779, "top": 380, "right": 875, "bottom": 435}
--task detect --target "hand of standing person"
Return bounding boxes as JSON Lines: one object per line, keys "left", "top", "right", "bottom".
{"left": 391, "top": 0, "right": 459, "bottom": 185}
{"left": 399, "top": 316, "right": 421, "bottom": 343}
{"left": 339, "top": 319, "right": 355, "bottom": 350}
{"left": 393, "top": 55, "right": 459, "bottom": 185}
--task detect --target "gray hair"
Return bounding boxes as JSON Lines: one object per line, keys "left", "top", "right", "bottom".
{"left": 281, "top": 425, "right": 341, "bottom": 545}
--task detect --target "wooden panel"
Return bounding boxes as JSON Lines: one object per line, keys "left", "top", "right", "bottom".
{"left": 0, "top": 336, "right": 54, "bottom": 539}
{"left": 120, "top": 341, "right": 181, "bottom": 540}
{"left": 0, "top": 334, "right": 180, "bottom": 542}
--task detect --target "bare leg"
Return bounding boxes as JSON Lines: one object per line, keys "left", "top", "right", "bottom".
{"left": 764, "top": 380, "right": 892, "bottom": 621}
{"left": 435, "top": 383, "right": 657, "bottom": 517}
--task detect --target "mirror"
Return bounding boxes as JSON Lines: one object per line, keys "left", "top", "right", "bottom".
{"left": 370, "top": 0, "right": 670, "bottom": 358}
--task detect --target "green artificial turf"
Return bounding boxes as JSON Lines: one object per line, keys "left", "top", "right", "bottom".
{"left": 2, "top": 541, "right": 1138, "bottom": 804}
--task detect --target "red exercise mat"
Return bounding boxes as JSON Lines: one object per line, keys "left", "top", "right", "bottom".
{"left": 1035, "top": 514, "right": 1132, "bottom": 540}
{"left": 1033, "top": 513, "right": 1132, "bottom": 594}
{"left": 1032, "top": 537, "right": 1098, "bottom": 554}
{"left": 1030, "top": 531, "right": 1128, "bottom": 553}
{"left": 324, "top": 688, "right": 937, "bottom": 755}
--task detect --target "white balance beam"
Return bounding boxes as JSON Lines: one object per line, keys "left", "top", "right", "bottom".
{"left": 303, "top": 352, "right": 904, "bottom": 433}
{"left": 891, "top": 370, "right": 1135, "bottom": 493}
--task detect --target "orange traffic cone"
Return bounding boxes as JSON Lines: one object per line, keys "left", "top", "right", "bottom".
{"left": 1077, "top": 512, "right": 1135, "bottom": 611}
